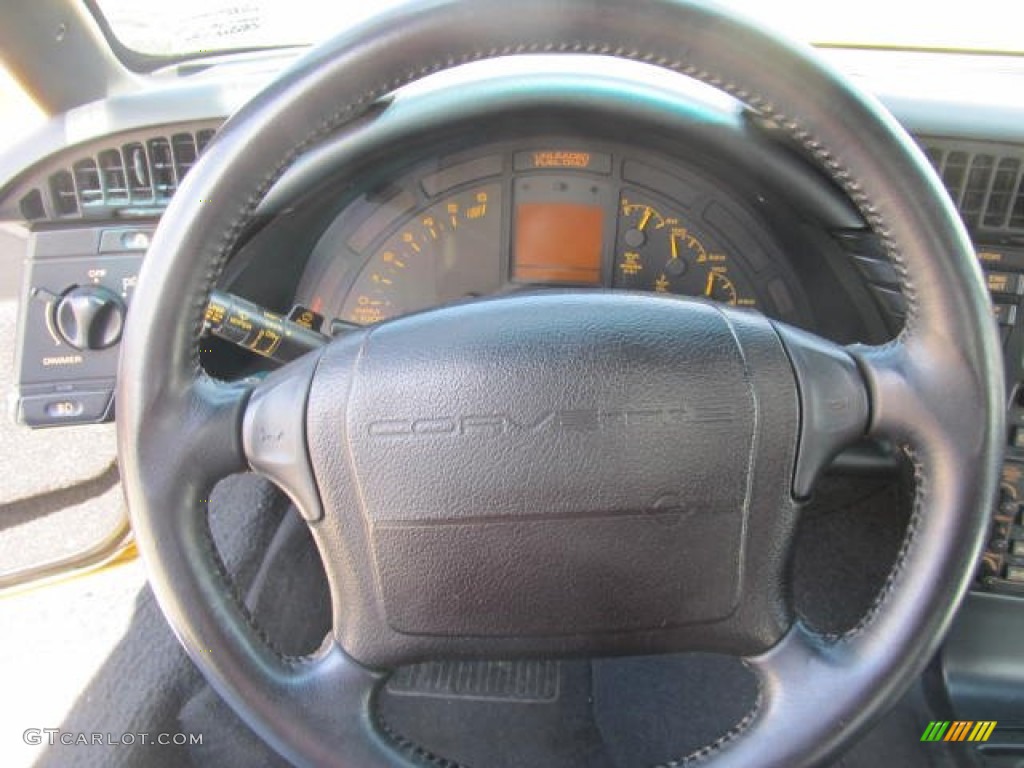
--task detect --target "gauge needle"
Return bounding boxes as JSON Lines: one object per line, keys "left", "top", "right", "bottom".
{"left": 704, "top": 271, "right": 715, "bottom": 296}
{"left": 638, "top": 208, "right": 652, "bottom": 231}
{"left": 670, "top": 233, "right": 679, "bottom": 260}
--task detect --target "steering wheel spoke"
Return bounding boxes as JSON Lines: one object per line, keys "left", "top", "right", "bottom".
{"left": 853, "top": 334, "right": 993, "bottom": 452}
{"left": 184, "top": 377, "right": 254, "bottom": 480}
{"left": 121, "top": 373, "right": 253, "bottom": 520}
{"left": 123, "top": 364, "right": 401, "bottom": 765}
{"left": 718, "top": 611, "right": 950, "bottom": 768}
{"left": 214, "top": 637, "right": 400, "bottom": 768}
{"left": 713, "top": 625, "right": 885, "bottom": 768}
{"left": 242, "top": 349, "right": 326, "bottom": 523}
{"left": 772, "top": 324, "right": 871, "bottom": 498}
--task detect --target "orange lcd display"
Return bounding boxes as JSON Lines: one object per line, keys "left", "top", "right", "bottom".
{"left": 513, "top": 203, "right": 604, "bottom": 284}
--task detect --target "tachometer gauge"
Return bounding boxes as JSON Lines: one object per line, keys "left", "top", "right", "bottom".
{"left": 338, "top": 183, "right": 503, "bottom": 325}
{"left": 613, "top": 191, "right": 757, "bottom": 308}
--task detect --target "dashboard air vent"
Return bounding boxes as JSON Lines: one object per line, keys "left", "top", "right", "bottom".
{"left": 122, "top": 143, "right": 153, "bottom": 202}
{"left": 40, "top": 124, "right": 219, "bottom": 219}
{"left": 98, "top": 149, "right": 129, "bottom": 204}
{"left": 147, "top": 137, "right": 176, "bottom": 199}
{"left": 49, "top": 170, "right": 78, "bottom": 215}
{"left": 196, "top": 129, "right": 215, "bottom": 153}
{"left": 991, "top": 157, "right": 1024, "bottom": 228}
{"left": 72, "top": 158, "right": 102, "bottom": 208}
{"left": 171, "top": 133, "right": 198, "bottom": 179}
{"left": 919, "top": 138, "right": 1024, "bottom": 234}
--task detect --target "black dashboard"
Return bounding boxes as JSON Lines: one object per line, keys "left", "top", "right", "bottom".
{"left": 4, "top": 46, "right": 1024, "bottom": 729}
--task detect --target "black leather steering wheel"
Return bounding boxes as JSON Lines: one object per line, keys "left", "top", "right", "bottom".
{"left": 117, "top": 1, "right": 1005, "bottom": 766}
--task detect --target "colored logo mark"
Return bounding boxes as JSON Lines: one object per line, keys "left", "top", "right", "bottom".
{"left": 921, "top": 721, "right": 997, "bottom": 742}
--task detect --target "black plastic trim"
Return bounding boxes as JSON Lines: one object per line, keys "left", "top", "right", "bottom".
{"left": 942, "top": 591, "right": 1024, "bottom": 723}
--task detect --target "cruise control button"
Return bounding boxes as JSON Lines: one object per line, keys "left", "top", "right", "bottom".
{"left": 987, "top": 271, "right": 1024, "bottom": 295}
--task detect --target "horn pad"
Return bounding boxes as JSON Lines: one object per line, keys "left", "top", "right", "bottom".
{"left": 306, "top": 293, "right": 801, "bottom": 665}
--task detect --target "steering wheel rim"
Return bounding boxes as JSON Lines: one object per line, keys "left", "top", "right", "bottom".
{"left": 116, "top": 1, "right": 1004, "bottom": 766}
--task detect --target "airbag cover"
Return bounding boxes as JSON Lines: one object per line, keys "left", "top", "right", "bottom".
{"left": 307, "top": 293, "right": 796, "bottom": 653}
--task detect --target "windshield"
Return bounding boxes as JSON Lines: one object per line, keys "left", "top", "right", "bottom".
{"left": 96, "top": 0, "right": 1024, "bottom": 59}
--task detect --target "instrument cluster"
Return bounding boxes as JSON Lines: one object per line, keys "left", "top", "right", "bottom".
{"left": 294, "top": 141, "right": 809, "bottom": 329}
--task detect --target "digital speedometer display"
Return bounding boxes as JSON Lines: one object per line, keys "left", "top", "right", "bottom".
{"left": 512, "top": 203, "right": 604, "bottom": 285}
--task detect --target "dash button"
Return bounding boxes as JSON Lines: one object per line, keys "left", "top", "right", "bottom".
{"left": 45, "top": 399, "right": 84, "bottom": 418}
